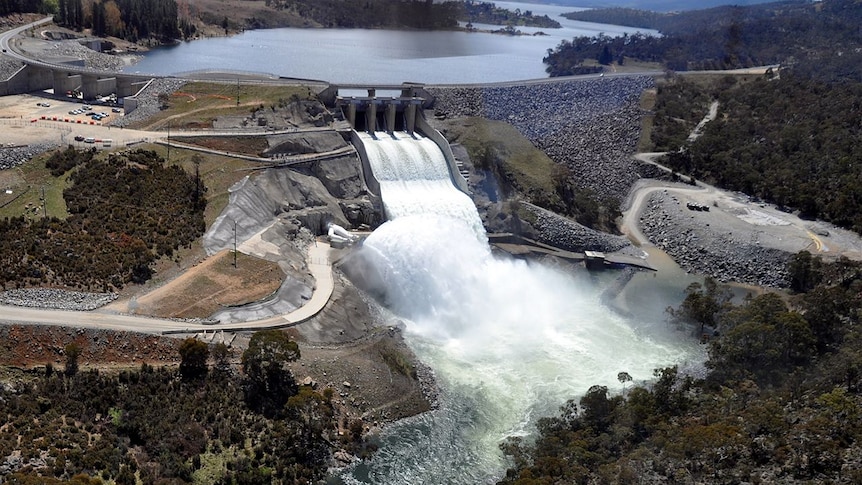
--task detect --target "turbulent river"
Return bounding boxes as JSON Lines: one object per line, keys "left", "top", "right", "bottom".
{"left": 335, "top": 132, "right": 702, "bottom": 484}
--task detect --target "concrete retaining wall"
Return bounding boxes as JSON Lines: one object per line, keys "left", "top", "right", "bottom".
{"left": 415, "top": 114, "right": 470, "bottom": 194}
{"left": 349, "top": 130, "right": 381, "bottom": 197}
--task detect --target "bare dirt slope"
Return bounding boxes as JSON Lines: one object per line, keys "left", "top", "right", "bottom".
{"left": 110, "top": 249, "right": 283, "bottom": 319}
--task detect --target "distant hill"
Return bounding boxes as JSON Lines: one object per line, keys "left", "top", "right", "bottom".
{"left": 531, "top": 0, "right": 780, "bottom": 12}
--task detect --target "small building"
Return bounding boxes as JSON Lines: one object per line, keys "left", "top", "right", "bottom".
{"left": 584, "top": 251, "right": 606, "bottom": 270}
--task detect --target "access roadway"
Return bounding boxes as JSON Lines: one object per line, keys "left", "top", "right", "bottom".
{"left": 0, "top": 241, "right": 335, "bottom": 336}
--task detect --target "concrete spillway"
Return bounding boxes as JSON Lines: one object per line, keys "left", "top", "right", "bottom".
{"left": 344, "top": 129, "right": 700, "bottom": 484}
{"left": 356, "top": 131, "right": 485, "bottom": 240}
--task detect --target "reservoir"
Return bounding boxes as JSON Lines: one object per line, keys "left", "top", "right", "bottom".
{"left": 123, "top": 2, "right": 656, "bottom": 84}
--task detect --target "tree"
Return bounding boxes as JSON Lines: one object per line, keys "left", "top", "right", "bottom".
{"left": 788, "top": 250, "right": 821, "bottom": 293}
{"left": 64, "top": 342, "right": 81, "bottom": 376}
{"left": 618, "top": 371, "right": 633, "bottom": 394}
{"left": 212, "top": 342, "right": 231, "bottom": 373}
{"left": 666, "top": 277, "right": 732, "bottom": 336}
{"left": 598, "top": 44, "right": 613, "bottom": 65}
{"left": 242, "top": 330, "right": 300, "bottom": 417}
{"left": 708, "top": 293, "right": 815, "bottom": 385}
{"left": 178, "top": 337, "right": 209, "bottom": 380}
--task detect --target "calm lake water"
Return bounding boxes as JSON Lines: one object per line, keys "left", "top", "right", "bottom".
{"left": 123, "top": 2, "right": 656, "bottom": 84}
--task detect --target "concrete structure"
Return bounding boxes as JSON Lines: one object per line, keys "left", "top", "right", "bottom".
{"left": 345, "top": 84, "right": 470, "bottom": 199}
{"left": 332, "top": 84, "right": 431, "bottom": 135}
{"left": 0, "top": 17, "right": 152, "bottom": 100}
{"left": 0, "top": 62, "right": 152, "bottom": 100}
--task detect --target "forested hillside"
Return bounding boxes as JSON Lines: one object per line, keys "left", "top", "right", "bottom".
{"left": 660, "top": 73, "right": 862, "bottom": 233}
{"left": 55, "top": 0, "right": 180, "bottom": 42}
{"left": 545, "top": 0, "right": 862, "bottom": 74}
{"left": 0, "top": 330, "right": 350, "bottom": 484}
{"left": 0, "top": 0, "right": 49, "bottom": 16}
{"left": 500, "top": 254, "right": 862, "bottom": 483}
{"left": 462, "top": 2, "right": 560, "bottom": 28}
{"left": 0, "top": 148, "right": 205, "bottom": 291}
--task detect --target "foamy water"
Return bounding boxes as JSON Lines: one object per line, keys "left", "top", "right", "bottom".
{"left": 341, "top": 132, "right": 701, "bottom": 484}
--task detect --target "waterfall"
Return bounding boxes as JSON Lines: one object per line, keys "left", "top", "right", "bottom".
{"left": 357, "top": 131, "right": 486, "bottom": 241}
{"left": 343, "top": 130, "right": 701, "bottom": 484}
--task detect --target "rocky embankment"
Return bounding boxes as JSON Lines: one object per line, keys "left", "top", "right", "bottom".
{"left": 429, "top": 77, "right": 664, "bottom": 203}
{"left": 0, "top": 144, "right": 56, "bottom": 170}
{"left": 430, "top": 77, "right": 663, "bottom": 253}
{"left": 44, "top": 39, "right": 141, "bottom": 71}
{"left": 639, "top": 191, "right": 791, "bottom": 287}
{"left": 110, "top": 78, "right": 187, "bottom": 127}
{"left": 0, "top": 289, "right": 118, "bottom": 311}
{"left": 0, "top": 56, "right": 24, "bottom": 81}
{"left": 525, "top": 203, "right": 630, "bottom": 253}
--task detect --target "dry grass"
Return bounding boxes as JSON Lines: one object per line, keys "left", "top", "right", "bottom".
{"left": 0, "top": 151, "right": 71, "bottom": 221}
{"left": 637, "top": 88, "right": 657, "bottom": 153}
{"left": 132, "top": 82, "right": 316, "bottom": 131}
{"left": 177, "top": 136, "right": 270, "bottom": 157}
{"left": 132, "top": 249, "right": 283, "bottom": 319}
{"left": 443, "top": 117, "right": 560, "bottom": 195}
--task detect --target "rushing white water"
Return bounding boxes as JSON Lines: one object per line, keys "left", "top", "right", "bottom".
{"left": 342, "top": 132, "right": 701, "bottom": 484}
{"left": 357, "top": 131, "right": 486, "bottom": 241}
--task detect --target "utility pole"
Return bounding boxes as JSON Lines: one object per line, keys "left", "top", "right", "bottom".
{"left": 233, "top": 219, "right": 237, "bottom": 268}
{"left": 166, "top": 121, "right": 170, "bottom": 163}
{"left": 236, "top": 79, "right": 240, "bottom": 106}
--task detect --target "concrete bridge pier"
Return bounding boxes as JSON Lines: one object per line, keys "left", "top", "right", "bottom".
{"left": 366, "top": 99, "right": 381, "bottom": 134}
{"left": 405, "top": 99, "right": 421, "bottom": 135}
{"left": 346, "top": 102, "right": 357, "bottom": 130}
{"left": 385, "top": 100, "right": 398, "bottom": 135}
{"left": 81, "top": 74, "right": 116, "bottom": 101}
{"left": 53, "top": 71, "right": 81, "bottom": 96}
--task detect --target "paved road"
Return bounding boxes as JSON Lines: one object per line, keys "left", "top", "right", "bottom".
{"left": 0, "top": 241, "right": 335, "bottom": 336}
{"left": 0, "top": 16, "right": 53, "bottom": 64}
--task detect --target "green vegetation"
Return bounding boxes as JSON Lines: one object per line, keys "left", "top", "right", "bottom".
{"left": 0, "top": 0, "right": 53, "bottom": 16}
{"left": 179, "top": 337, "right": 209, "bottom": 380}
{"left": 242, "top": 330, "right": 301, "bottom": 417}
{"left": 500, "top": 253, "right": 862, "bottom": 484}
{"left": 462, "top": 2, "right": 560, "bottom": 29}
{"left": 443, "top": 117, "right": 620, "bottom": 232}
{"left": 0, "top": 148, "right": 206, "bottom": 290}
{"left": 657, "top": 73, "right": 862, "bottom": 233}
{"left": 377, "top": 340, "right": 417, "bottom": 379}
{"left": 547, "top": 0, "right": 862, "bottom": 75}
{"left": 56, "top": 0, "right": 179, "bottom": 42}
{"left": 0, "top": 331, "right": 340, "bottom": 484}
{"left": 256, "top": 0, "right": 461, "bottom": 29}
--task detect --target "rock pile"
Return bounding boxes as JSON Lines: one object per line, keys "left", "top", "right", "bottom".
{"left": 0, "top": 143, "right": 56, "bottom": 170}
{"left": 0, "top": 288, "right": 118, "bottom": 311}
{"left": 0, "top": 57, "right": 24, "bottom": 81}
{"left": 639, "top": 192, "right": 791, "bottom": 287}
{"left": 526, "top": 203, "right": 630, "bottom": 253}
{"left": 428, "top": 76, "right": 655, "bottom": 202}
{"left": 110, "top": 77, "right": 186, "bottom": 127}
{"left": 45, "top": 39, "right": 141, "bottom": 71}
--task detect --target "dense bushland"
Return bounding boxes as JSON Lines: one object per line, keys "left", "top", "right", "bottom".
{"left": 656, "top": 72, "right": 862, "bottom": 234}
{"left": 0, "top": 148, "right": 206, "bottom": 291}
{"left": 545, "top": 0, "right": 862, "bottom": 75}
{"left": 500, "top": 254, "right": 862, "bottom": 483}
{"left": 0, "top": 332, "right": 345, "bottom": 484}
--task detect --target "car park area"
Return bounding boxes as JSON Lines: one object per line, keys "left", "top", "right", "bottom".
{"left": 0, "top": 93, "right": 150, "bottom": 149}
